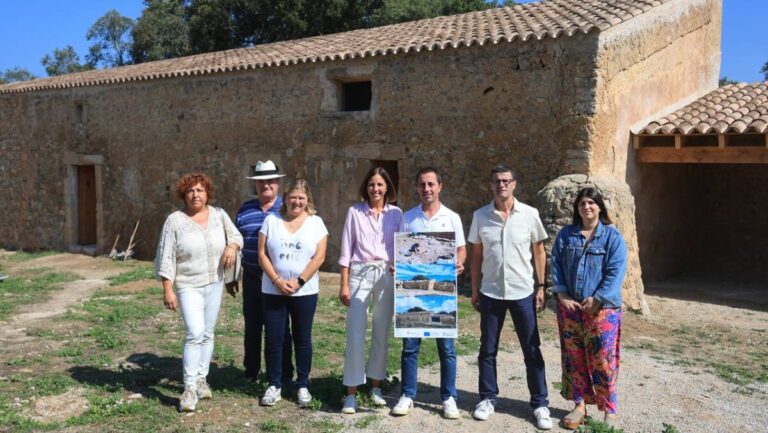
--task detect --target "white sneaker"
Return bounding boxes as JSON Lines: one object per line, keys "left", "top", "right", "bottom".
{"left": 391, "top": 395, "right": 413, "bottom": 416}
{"left": 297, "top": 387, "right": 312, "bottom": 407}
{"left": 472, "top": 398, "right": 495, "bottom": 421}
{"left": 196, "top": 377, "right": 212, "bottom": 400}
{"left": 370, "top": 387, "right": 386, "bottom": 406}
{"left": 443, "top": 396, "right": 459, "bottom": 419}
{"left": 179, "top": 387, "right": 197, "bottom": 412}
{"left": 341, "top": 394, "right": 357, "bottom": 414}
{"left": 533, "top": 406, "right": 553, "bottom": 430}
{"left": 260, "top": 386, "right": 282, "bottom": 406}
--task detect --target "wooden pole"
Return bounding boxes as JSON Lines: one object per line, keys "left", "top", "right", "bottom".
{"left": 124, "top": 220, "right": 140, "bottom": 261}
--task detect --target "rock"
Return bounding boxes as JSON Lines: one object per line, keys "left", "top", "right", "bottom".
{"left": 127, "top": 393, "right": 143, "bottom": 400}
{"left": 535, "top": 174, "right": 650, "bottom": 315}
{"left": 33, "top": 388, "right": 88, "bottom": 423}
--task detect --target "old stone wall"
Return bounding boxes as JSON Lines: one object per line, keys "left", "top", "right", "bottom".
{"left": 591, "top": 0, "right": 721, "bottom": 179}
{"left": 0, "top": 33, "right": 599, "bottom": 268}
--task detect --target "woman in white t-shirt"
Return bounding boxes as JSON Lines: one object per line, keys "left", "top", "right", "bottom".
{"left": 257, "top": 179, "right": 328, "bottom": 408}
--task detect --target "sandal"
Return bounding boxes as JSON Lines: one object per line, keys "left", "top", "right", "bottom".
{"left": 562, "top": 406, "right": 586, "bottom": 430}
{"left": 604, "top": 413, "right": 619, "bottom": 428}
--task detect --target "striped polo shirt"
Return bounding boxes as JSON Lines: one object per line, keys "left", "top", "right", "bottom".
{"left": 235, "top": 196, "right": 283, "bottom": 272}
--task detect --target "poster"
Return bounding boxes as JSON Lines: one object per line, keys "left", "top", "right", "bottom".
{"left": 394, "top": 231, "right": 458, "bottom": 338}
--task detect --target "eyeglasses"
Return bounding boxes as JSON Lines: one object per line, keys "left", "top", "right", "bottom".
{"left": 491, "top": 178, "right": 514, "bottom": 186}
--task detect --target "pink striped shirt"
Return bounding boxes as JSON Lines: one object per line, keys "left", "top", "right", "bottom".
{"left": 338, "top": 202, "right": 403, "bottom": 267}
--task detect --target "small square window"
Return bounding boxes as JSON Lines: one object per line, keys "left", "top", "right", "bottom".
{"left": 340, "top": 81, "right": 372, "bottom": 111}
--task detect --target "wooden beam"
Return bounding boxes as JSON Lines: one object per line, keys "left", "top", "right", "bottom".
{"left": 718, "top": 135, "right": 726, "bottom": 148}
{"left": 633, "top": 135, "right": 640, "bottom": 150}
{"left": 765, "top": 134, "right": 768, "bottom": 148}
{"left": 636, "top": 147, "right": 768, "bottom": 164}
{"left": 674, "top": 135, "right": 682, "bottom": 149}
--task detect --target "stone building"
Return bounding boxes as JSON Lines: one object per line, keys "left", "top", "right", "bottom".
{"left": 2, "top": 0, "right": 757, "bottom": 314}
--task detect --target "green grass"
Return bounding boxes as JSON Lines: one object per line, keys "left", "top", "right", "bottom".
{"left": 0, "top": 271, "right": 80, "bottom": 320}
{"left": 5, "top": 250, "right": 59, "bottom": 262}
{"left": 310, "top": 417, "right": 344, "bottom": 433}
{"left": 709, "top": 362, "right": 768, "bottom": 385}
{"left": 354, "top": 414, "right": 379, "bottom": 429}
{"left": 107, "top": 262, "right": 156, "bottom": 286}
{"left": 577, "top": 417, "right": 624, "bottom": 433}
{"left": 259, "top": 420, "right": 293, "bottom": 432}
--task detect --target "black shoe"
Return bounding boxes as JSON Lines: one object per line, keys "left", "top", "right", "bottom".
{"left": 244, "top": 371, "right": 260, "bottom": 382}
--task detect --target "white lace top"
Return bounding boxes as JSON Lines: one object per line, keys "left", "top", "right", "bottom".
{"left": 155, "top": 206, "right": 244, "bottom": 290}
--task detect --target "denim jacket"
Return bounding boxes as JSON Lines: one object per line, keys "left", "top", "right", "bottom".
{"left": 550, "top": 221, "right": 627, "bottom": 309}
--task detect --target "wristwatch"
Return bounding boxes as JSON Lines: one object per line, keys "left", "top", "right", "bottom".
{"left": 535, "top": 282, "right": 548, "bottom": 289}
{"left": 297, "top": 276, "right": 306, "bottom": 288}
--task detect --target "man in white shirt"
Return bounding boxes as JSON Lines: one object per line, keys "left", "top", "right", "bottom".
{"left": 467, "top": 165, "right": 552, "bottom": 430}
{"left": 391, "top": 167, "right": 466, "bottom": 419}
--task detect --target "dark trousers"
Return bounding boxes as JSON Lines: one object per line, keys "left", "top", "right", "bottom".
{"left": 478, "top": 292, "right": 549, "bottom": 409}
{"left": 262, "top": 293, "right": 318, "bottom": 389}
{"left": 242, "top": 269, "right": 294, "bottom": 381}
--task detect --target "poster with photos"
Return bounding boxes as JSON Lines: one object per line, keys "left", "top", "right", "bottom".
{"left": 394, "top": 231, "right": 457, "bottom": 338}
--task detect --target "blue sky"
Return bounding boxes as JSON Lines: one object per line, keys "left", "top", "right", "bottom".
{"left": 396, "top": 294, "right": 456, "bottom": 314}
{"left": 396, "top": 263, "right": 456, "bottom": 282}
{"left": 0, "top": 1, "right": 765, "bottom": 82}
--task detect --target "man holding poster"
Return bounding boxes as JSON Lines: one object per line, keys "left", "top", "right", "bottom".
{"left": 391, "top": 167, "right": 466, "bottom": 419}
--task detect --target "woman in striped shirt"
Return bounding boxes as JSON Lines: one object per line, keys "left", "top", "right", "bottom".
{"left": 338, "top": 167, "right": 403, "bottom": 414}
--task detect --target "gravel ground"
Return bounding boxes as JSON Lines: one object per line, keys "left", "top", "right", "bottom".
{"left": 338, "top": 295, "right": 768, "bottom": 433}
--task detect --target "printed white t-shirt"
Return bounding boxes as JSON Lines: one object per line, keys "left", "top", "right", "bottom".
{"left": 259, "top": 214, "right": 328, "bottom": 296}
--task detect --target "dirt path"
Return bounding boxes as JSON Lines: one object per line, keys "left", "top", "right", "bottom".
{"left": 0, "top": 254, "right": 124, "bottom": 346}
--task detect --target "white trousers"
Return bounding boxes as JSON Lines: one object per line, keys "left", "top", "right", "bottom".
{"left": 177, "top": 281, "right": 223, "bottom": 389}
{"left": 343, "top": 262, "right": 394, "bottom": 387}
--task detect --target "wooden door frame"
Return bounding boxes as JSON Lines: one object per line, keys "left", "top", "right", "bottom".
{"left": 63, "top": 153, "right": 104, "bottom": 254}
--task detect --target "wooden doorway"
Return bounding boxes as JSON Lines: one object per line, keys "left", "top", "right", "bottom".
{"left": 77, "top": 165, "right": 97, "bottom": 245}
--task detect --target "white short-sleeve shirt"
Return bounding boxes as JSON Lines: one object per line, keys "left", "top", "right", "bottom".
{"left": 468, "top": 200, "right": 548, "bottom": 300}
{"left": 400, "top": 203, "right": 466, "bottom": 247}
{"left": 259, "top": 214, "right": 328, "bottom": 296}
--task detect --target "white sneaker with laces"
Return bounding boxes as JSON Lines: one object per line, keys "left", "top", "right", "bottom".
{"left": 370, "top": 387, "right": 386, "bottom": 406}
{"left": 443, "top": 396, "right": 460, "bottom": 419}
{"left": 179, "top": 387, "right": 198, "bottom": 412}
{"left": 391, "top": 395, "right": 413, "bottom": 416}
{"left": 341, "top": 394, "right": 357, "bottom": 414}
{"left": 196, "top": 377, "right": 212, "bottom": 400}
{"left": 260, "top": 386, "right": 282, "bottom": 406}
{"left": 533, "top": 406, "right": 553, "bottom": 430}
{"left": 472, "top": 398, "right": 495, "bottom": 421}
{"left": 297, "top": 387, "right": 312, "bottom": 407}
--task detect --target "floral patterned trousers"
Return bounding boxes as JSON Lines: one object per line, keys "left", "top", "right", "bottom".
{"left": 556, "top": 303, "right": 622, "bottom": 413}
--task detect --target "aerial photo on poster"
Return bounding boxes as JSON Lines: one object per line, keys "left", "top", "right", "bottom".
{"left": 394, "top": 232, "right": 457, "bottom": 338}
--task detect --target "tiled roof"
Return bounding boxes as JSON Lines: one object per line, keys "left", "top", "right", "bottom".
{"left": 1, "top": 0, "right": 671, "bottom": 94}
{"left": 637, "top": 83, "right": 768, "bottom": 135}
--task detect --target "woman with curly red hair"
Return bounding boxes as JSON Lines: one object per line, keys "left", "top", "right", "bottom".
{"left": 155, "top": 172, "right": 243, "bottom": 412}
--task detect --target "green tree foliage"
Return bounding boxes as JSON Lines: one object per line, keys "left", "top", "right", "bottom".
{"left": 370, "top": 0, "right": 502, "bottom": 26}
{"left": 0, "top": 67, "right": 36, "bottom": 84}
{"left": 86, "top": 10, "right": 134, "bottom": 67}
{"left": 41, "top": 46, "right": 94, "bottom": 76}
{"left": 131, "top": 0, "right": 190, "bottom": 63}
{"left": 762, "top": 61, "right": 768, "bottom": 81}
{"left": 719, "top": 76, "right": 739, "bottom": 87}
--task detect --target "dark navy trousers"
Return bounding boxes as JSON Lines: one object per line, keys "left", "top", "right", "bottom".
{"left": 477, "top": 292, "right": 549, "bottom": 409}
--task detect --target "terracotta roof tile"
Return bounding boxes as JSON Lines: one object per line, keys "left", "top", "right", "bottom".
{"left": 1, "top": 0, "right": 671, "bottom": 94}
{"left": 638, "top": 83, "right": 768, "bottom": 135}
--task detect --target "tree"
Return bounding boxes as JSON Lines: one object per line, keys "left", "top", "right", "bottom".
{"left": 370, "top": 0, "right": 496, "bottom": 26}
{"left": 86, "top": 10, "right": 134, "bottom": 67}
{"left": 41, "top": 46, "right": 93, "bottom": 76}
{"left": 131, "top": 0, "right": 190, "bottom": 63}
{"left": 762, "top": 61, "right": 768, "bottom": 81}
{"left": 0, "top": 67, "right": 36, "bottom": 84}
{"left": 719, "top": 76, "right": 738, "bottom": 87}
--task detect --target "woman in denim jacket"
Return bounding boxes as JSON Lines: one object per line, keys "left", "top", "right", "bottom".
{"left": 550, "top": 187, "right": 627, "bottom": 429}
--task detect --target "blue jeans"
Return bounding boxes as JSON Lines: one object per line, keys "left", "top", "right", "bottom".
{"left": 401, "top": 337, "right": 457, "bottom": 401}
{"left": 477, "top": 293, "right": 549, "bottom": 409}
{"left": 242, "top": 269, "right": 293, "bottom": 382}
{"left": 262, "top": 293, "right": 318, "bottom": 389}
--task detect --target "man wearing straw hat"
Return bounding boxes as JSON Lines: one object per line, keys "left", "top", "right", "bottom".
{"left": 234, "top": 161, "right": 294, "bottom": 384}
